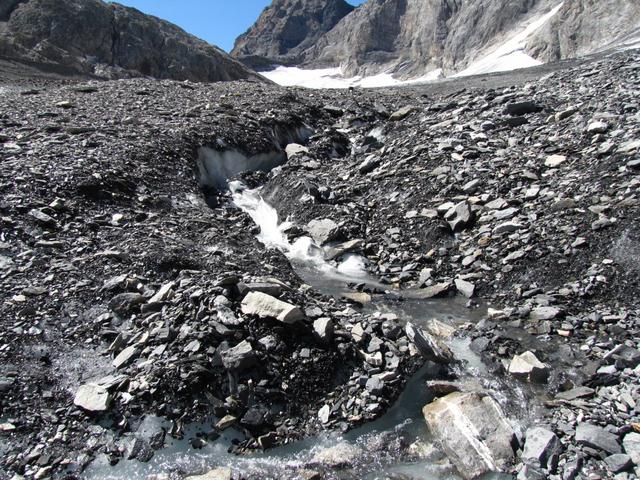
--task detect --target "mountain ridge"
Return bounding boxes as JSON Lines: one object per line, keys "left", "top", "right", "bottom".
{"left": 232, "top": 0, "right": 640, "bottom": 79}
{"left": 0, "top": 0, "right": 264, "bottom": 83}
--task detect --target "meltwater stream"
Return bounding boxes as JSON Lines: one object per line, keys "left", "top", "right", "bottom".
{"left": 87, "top": 183, "right": 537, "bottom": 480}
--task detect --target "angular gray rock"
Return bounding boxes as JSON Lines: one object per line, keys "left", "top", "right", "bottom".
{"left": 306, "top": 218, "right": 340, "bottom": 245}
{"left": 74, "top": 383, "right": 112, "bottom": 412}
{"left": 0, "top": 0, "right": 262, "bottom": 82}
{"left": 623, "top": 432, "right": 640, "bottom": 465}
{"left": 508, "top": 351, "right": 549, "bottom": 383}
{"left": 220, "top": 340, "right": 257, "bottom": 371}
{"left": 405, "top": 322, "right": 453, "bottom": 364}
{"left": 522, "top": 427, "right": 562, "bottom": 470}
{"left": 310, "top": 442, "right": 364, "bottom": 469}
{"left": 575, "top": 423, "right": 622, "bottom": 455}
{"left": 423, "top": 392, "right": 517, "bottom": 479}
{"left": 241, "top": 291, "right": 305, "bottom": 324}
{"left": 313, "top": 317, "right": 334, "bottom": 342}
{"left": 185, "top": 467, "right": 233, "bottom": 480}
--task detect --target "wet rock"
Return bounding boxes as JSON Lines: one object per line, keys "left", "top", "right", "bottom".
{"left": 508, "top": 351, "right": 549, "bottom": 383}
{"left": 220, "top": 341, "right": 257, "bottom": 371}
{"left": 310, "top": 442, "right": 364, "bottom": 469}
{"left": 74, "top": 384, "right": 112, "bottom": 412}
{"left": 555, "top": 387, "right": 595, "bottom": 401}
{"left": 126, "top": 437, "right": 154, "bottom": 462}
{"left": 324, "top": 239, "right": 364, "bottom": 260}
{"left": 522, "top": 427, "right": 562, "bottom": 470}
{"left": 423, "top": 392, "right": 516, "bottom": 479}
{"left": 454, "top": 278, "right": 475, "bottom": 298}
{"left": 215, "top": 415, "right": 237, "bottom": 430}
{"left": 341, "top": 291, "right": 371, "bottom": 304}
{"left": 575, "top": 423, "right": 621, "bottom": 454}
{"left": 406, "top": 322, "right": 453, "bottom": 364}
{"left": 306, "top": 218, "right": 340, "bottom": 245}
{"left": 185, "top": 467, "right": 233, "bottom": 480}
{"left": 410, "top": 282, "right": 451, "bottom": 299}
{"left": 241, "top": 291, "right": 304, "bottom": 324}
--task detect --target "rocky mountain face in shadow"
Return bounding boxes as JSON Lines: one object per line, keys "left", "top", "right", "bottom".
{"left": 0, "top": 0, "right": 263, "bottom": 82}
{"left": 234, "top": 0, "right": 640, "bottom": 77}
{"left": 231, "top": 0, "right": 355, "bottom": 70}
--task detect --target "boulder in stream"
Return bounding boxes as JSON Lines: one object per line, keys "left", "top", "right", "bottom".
{"left": 422, "top": 392, "right": 517, "bottom": 479}
{"left": 508, "top": 351, "right": 549, "bottom": 383}
{"left": 406, "top": 322, "right": 454, "bottom": 364}
{"left": 185, "top": 467, "right": 233, "bottom": 480}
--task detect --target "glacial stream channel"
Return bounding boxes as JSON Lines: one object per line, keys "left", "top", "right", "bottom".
{"left": 87, "top": 182, "right": 542, "bottom": 480}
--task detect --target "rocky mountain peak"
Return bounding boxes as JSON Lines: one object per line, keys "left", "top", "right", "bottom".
{"left": 231, "top": 0, "right": 355, "bottom": 69}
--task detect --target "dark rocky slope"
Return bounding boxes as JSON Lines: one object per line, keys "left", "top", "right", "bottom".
{"left": 231, "top": 0, "right": 355, "bottom": 70}
{"left": 0, "top": 0, "right": 263, "bottom": 82}
{"left": 0, "top": 47, "right": 639, "bottom": 479}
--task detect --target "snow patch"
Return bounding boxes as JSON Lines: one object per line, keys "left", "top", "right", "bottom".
{"left": 455, "top": 2, "right": 564, "bottom": 77}
{"left": 619, "top": 35, "right": 640, "bottom": 52}
{"left": 262, "top": 66, "right": 442, "bottom": 90}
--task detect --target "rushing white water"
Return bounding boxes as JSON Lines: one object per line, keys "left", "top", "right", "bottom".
{"left": 230, "top": 181, "right": 370, "bottom": 284}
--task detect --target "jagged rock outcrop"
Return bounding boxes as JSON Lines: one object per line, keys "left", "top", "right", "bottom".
{"left": 0, "top": 0, "right": 263, "bottom": 82}
{"left": 231, "top": 0, "right": 355, "bottom": 69}
{"left": 526, "top": 0, "right": 640, "bottom": 62}
{"left": 236, "top": 0, "right": 640, "bottom": 78}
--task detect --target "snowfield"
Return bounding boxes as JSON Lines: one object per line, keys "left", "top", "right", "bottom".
{"left": 454, "top": 2, "right": 564, "bottom": 77}
{"left": 262, "top": 66, "right": 443, "bottom": 89}
{"left": 262, "top": 2, "right": 566, "bottom": 89}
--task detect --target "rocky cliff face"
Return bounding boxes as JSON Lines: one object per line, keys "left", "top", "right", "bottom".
{"left": 0, "top": 0, "right": 263, "bottom": 82}
{"left": 526, "top": 0, "right": 640, "bottom": 62}
{"left": 236, "top": 0, "right": 640, "bottom": 78}
{"left": 231, "top": 0, "right": 355, "bottom": 69}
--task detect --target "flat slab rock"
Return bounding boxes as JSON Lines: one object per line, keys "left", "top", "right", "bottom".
{"left": 185, "top": 467, "right": 233, "bottom": 480}
{"left": 240, "top": 291, "right": 304, "bottom": 324}
{"left": 423, "top": 392, "right": 516, "bottom": 480}
{"left": 74, "top": 383, "right": 112, "bottom": 412}
{"left": 575, "top": 423, "right": 622, "bottom": 454}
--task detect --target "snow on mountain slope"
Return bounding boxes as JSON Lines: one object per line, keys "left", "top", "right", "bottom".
{"left": 454, "top": 2, "right": 564, "bottom": 77}
{"left": 262, "top": 66, "right": 443, "bottom": 89}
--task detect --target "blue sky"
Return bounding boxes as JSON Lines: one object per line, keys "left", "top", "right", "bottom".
{"left": 109, "top": 1, "right": 366, "bottom": 52}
